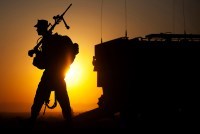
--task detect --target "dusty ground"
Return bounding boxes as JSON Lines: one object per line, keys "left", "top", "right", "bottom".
{"left": 0, "top": 108, "right": 196, "bottom": 133}
{"left": 0, "top": 109, "right": 128, "bottom": 133}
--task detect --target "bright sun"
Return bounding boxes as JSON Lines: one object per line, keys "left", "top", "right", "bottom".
{"left": 64, "top": 62, "right": 82, "bottom": 87}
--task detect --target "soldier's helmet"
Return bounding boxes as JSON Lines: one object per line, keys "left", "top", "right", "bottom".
{"left": 34, "top": 19, "right": 49, "bottom": 29}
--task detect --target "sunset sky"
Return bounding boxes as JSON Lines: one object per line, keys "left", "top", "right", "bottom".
{"left": 0, "top": 0, "right": 200, "bottom": 114}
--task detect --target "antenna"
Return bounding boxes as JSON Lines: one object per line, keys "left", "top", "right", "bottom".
{"left": 182, "top": 0, "right": 186, "bottom": 34}
{"left": 100, "top": 0, "right": 128, "bottom": 42}
{"left": 124, "top": 0, "right": 128, "bottom": 38}
{"left": 172, "top": 0, "right": 175, "bottom": 34}
{"left": 101, "top": 0, "right": 103, "bottom": 43}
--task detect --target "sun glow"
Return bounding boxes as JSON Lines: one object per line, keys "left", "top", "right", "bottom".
{"left": 64, "top": 62, "right": 82, "bottom": 87}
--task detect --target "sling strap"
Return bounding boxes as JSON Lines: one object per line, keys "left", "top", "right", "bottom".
{"left": 43, "top": 91, "right": 57, "bottom": 115}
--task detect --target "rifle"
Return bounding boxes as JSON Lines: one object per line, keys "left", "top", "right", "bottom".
{"left": 28, "top": 3, "right": 72, "bottom": 57}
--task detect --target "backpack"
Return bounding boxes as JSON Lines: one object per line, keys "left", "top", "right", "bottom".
{"left": 32, "top": 34, "right": 79, "bottom": 69}
{"left": 59, "top": 35, "right": 79, "bottom": 66}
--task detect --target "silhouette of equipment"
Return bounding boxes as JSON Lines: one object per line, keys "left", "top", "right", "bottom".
{"left": 93, "top": 33, "right": 200, "bottom": 127}
{"left": 43, "top": 91, "right": 57, "bottom": 115}
{"left": 28, "top": 3, "right": 72, "bottom": 58}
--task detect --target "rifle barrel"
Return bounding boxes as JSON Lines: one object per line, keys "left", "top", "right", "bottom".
{"left": 61, "top": 3, "right": 72, "bottom": 17}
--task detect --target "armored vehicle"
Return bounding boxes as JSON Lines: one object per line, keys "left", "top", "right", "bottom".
{"left": 93, "top": 33, "right": 200, "bottom": 127}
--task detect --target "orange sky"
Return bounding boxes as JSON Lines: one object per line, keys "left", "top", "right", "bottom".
{"left": 0, "top": 0, "right": 200, "bottom": 113}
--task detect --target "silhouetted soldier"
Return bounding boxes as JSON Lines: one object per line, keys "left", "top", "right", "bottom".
{"left": 28, "top": 19, "right": 76, "bottom": 127}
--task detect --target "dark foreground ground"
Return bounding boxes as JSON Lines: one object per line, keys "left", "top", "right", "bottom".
{"left": 0, "top": 108, "right": 128, "bottom": 133}
{"left": 0, "top": 108, "right": 198, "bottom": 133}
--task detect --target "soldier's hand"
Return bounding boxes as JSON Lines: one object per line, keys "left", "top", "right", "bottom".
{"left": 28, "top": 49, "right": 35, "bottom": 57}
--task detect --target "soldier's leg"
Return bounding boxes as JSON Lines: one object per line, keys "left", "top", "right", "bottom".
{"left": 31, "top": 78, "right": 51, "bottom": 122}
{"left": 55, "top": 79, "right": 72, "bottom": 121}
